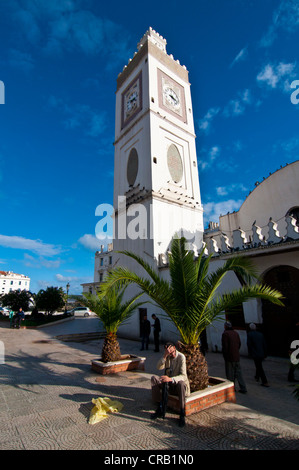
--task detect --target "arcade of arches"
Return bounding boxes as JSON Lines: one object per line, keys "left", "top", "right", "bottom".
{"left": 262, "top": 265, "right": 299, "bottom": 357}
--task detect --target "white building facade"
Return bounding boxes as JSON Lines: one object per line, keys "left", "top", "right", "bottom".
{"left": 81, "top": 243, "right": 113, "bottom": 295}
{"left": 0, "top": 271, "right": 31, "bottom": 295}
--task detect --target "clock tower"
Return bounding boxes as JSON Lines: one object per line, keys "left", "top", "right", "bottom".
{"left": 113, "top": 28, "right": 203, "bottom": 266}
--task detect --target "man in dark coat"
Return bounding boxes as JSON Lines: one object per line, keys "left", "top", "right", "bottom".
{"left": 13, "top": 308, "right": 25, "bottom": 329}
{"left": 140, "top": 314, "right": 151, "bottom": 350}
{"left": 222, "top": 321, "right": 247, "bottom": 393}
{"left": 152, "top": 314, "right": 161, "bottom": 352}
{"left": 247, "top": 323, "right": 269, "bottom": 387}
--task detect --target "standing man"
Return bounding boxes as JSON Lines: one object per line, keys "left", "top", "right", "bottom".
{"left": 222, "top": 321, "right": 247, "bottom": 394}
{"left": 9, "top": 309, "right": 14, "bottom": 328}
{"left": 151, "top": 342, "right": 190, "bottom": 427}
{"left": 14, "top": 307, "right": 25, "bottom": 329}
{"left": 247, "top": 323, "right": 269, "bottom": 387}
{"left": 140, "top": 314, "right": 151, "bottom": 350}
{"left": 152, "top": 314, "right": 161, "bottom": 352}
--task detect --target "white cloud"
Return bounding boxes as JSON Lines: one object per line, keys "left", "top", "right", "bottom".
{"left": 10, "top": 0, "right": 131, "bottom": 66}
{"left": 203, "top": 199, "right": 243, "bottom": 225}
{"left": 223, "top": 89, "right": 252, "bottom": 117}
{"left": 48, "top": 95, "right": 108, "bottom": 138}
{"left": 216, "top": 183, "right": 247, "bottom": 197}
{"left": 198, "top": 107, "right": 220, "bottom": 134}
{"left": 273, "top": 136, "right": 299, "bottom": 158}
{"left": 55, "top": 273, "right": 92, "bottom": 294}
{"left": 78, "top": 234, "right": 107, "bottom": 252}
{"left": 229, "top": 47, "right": 248, "bottom": 68}
{"left": 199, "top": 89, "right": 254, "bottom": 134}
{"left": 23, "top": 253, "right": 62, "bottom": 269}
{"left": 257, "top": 62, "right": 296, "bottom": 92}
{"left": 55, "top": 274, "right": 75, "bottom": 283}
{"left": 198, "top": 145, "right": 221, "bottom": 171}
{"left": 0, "top": 234, "right": 62, "bottom": 257}
{"left": 260, "top": 0, "right": 299, "bottom": 48}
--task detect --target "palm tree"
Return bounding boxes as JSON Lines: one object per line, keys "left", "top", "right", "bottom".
{"left": 83, "top": 286, "right": 144, "bottom": 363}
{"left": 101, "top": 237, "right": 284, "bottom": 392}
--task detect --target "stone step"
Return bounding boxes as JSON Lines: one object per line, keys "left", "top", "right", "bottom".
{"left": 55, "top": 332, "right": 106, "bottom": 342}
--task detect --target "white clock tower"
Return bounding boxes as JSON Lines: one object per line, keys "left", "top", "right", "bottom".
{"left": 113, "top": 28, "right": 203, "bottom": 270}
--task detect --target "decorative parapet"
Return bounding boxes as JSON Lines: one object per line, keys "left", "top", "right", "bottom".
{"left": 157, "top": 215, "right": 299, "bottom": 266}
{"left": 252, "top": 222, "right": 267, "bottom": 246}
{"left": 201, "top": 214, "right": 299, "bottom": 257}
{"left": 221, "top": 234, "right": 231, "bottom": 253}
{"left": 268, "top": 217, "right": 282, "bottom": 244}
{"left": 232, "top": 228, "right": 247, "bottom": 249}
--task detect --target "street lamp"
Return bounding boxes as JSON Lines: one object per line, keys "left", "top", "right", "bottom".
{"left": 65, "top": 282, "right": 70, "bottom": 314}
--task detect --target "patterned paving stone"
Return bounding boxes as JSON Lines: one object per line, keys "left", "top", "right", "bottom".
{"left": 1, "top": 326, "right": 299, "bottom": 450}
{"left": 0, "top": 436, "right": 26, "bottom": 450}
{"left": 19, "top": 426, "right": 61, "bottom": 450}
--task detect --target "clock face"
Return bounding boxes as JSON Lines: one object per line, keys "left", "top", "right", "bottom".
{"left": 163, "top": 86, "right": 180, "bottom": 109}
{"left": 121, "top": 72, "right": 142, "bottom": 129}
{"left": 125, "top": 87, "right": 139, "bottom": 117}
{"left": 126, "top": 91, "right": 138, "bottom": 113}
{"left": 158, "top": 69, "right": 186, "bottom": 123}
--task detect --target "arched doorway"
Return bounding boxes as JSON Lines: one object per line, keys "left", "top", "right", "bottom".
{"left": 262, "top": 265, "right": 299, "bottom": 357}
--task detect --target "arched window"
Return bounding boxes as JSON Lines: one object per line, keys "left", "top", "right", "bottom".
{"left": 127, "top": 148, "right": 139, "bottom": 186}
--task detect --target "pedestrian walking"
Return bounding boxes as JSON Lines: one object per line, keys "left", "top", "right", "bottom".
{"left": 140, "top": 314, "right": 151, "bottom": 350}
{"left": 222, "top": 321, "right": 247, "bottom": 394}
{"left": 152, "top": 314, "right": 161, "bottom": 352}
{"left": 247, "top": 323, "right": 269, "bottom": 387}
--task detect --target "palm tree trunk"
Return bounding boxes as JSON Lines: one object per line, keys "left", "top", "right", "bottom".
{"left": 178, "top": 342, "right": 209, "bottom": 392}
{"left": 101, "top": 333, "right": 121, "bottom": 362}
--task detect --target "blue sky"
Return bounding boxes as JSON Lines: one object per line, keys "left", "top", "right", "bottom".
{"left": 0, "top": 0, "right": 298, "bottom": 294}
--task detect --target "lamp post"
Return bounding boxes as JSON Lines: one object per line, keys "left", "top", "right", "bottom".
{"left": 65, "top": 282, "right": 70, "bottom": 314}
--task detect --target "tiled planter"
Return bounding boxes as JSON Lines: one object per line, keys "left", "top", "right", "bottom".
{"left": 155, "top": 377, "right": 236, "bottom": 416}
{"left": 91, "top": 354, "right": 146, "bottom": 375}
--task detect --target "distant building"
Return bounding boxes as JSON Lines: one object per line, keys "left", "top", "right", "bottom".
{"left": 0, "top": 271, "right": 31, "bottom": 295}
{"left": 81, "top": 243, "right": 113, "bottom": 295}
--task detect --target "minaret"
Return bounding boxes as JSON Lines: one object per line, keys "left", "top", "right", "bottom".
{"left": 113, "top": 28, "right": 203, "bottom": 266}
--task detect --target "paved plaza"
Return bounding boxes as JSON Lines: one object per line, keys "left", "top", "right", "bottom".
{"left": 0, "top": 317, "right": 299, "bottom": 452}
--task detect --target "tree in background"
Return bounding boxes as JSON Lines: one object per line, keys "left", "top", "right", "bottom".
{"left": 0, "top": 289, "right": 33, "bottom": 312}
{"left": 35, "top": 287, "right": 65, "bottom": 315}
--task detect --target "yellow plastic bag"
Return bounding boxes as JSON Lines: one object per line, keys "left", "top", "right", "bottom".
{"left": 88, "top": 397, "right": 124, "bottom": 424}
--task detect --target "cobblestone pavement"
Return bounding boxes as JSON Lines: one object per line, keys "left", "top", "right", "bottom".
{"left": 0, "top": 319, "right": 299, "bottom": 452}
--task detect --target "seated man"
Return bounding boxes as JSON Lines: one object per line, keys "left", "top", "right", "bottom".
{"left": 14, "top": 308, "right": 25, "bottom": 329}
{"left": 151, "top": 342, "right": 190, "bottom": 427}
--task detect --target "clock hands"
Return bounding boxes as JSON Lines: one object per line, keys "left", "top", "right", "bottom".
{"left": 126, "top": 92, "right": 138, "bottom": 112}
{"left": 164, "top": 86, "right": 179, "bottom": 107}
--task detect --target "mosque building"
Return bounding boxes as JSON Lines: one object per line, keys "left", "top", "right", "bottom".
{"left": 83, "top": 29, "right": 299, "bottom": 358}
